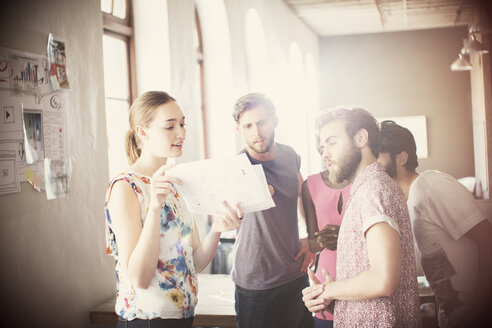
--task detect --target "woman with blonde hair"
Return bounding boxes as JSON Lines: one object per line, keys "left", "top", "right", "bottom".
{"left": 104, "top": 91, "right": 242, "bottom": 328}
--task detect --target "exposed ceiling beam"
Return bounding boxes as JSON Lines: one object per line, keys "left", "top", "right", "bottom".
{"left": 283, "top": 0, "right": 475, "bottom": 36}
{"left": 374, "top": 0, "right": 385, "bottom": 30}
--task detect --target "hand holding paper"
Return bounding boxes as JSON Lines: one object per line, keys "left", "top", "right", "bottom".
{"left": 148, "top": 163, "right": 182, "bottom": 210}
{"left": 166, "top": 154, "right": 275, "bottom": 215}
{"left": 211, "top": 201, "right": 243, "bottom": 232}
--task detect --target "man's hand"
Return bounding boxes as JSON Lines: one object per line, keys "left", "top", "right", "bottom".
{"left": 315, "top": 224, "right": 340, "bottom": 251}
{"left": 295, "top": 238, "right": 317, "bottom": 272}
{"left": 320, "top": 269, "right": 335, "bottom": 314}
{"left": 302, "top": 269, "right": 335, "bottom": 317}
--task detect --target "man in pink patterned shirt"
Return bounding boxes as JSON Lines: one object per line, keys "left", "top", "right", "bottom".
{"left": 302, "top": 107, "right": 421, "bottom": 327}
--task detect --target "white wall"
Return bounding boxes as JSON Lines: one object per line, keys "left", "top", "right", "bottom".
{"left": 319, "top": 27, "right": 475, "bottom": 179}
{"left": 0, "top": 0, "right": 114, "bottom": 327}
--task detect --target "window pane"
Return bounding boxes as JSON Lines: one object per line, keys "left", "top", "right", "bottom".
{"left": 105, "top": 98, "right": 130, "bottom": 177}
{"left": 102, "top": 35, "right": 130, "bottom": 100}
{"left": 113, "top": 0, "right": 127, "bottom": 19}
{"left": 101, "top": 0, "right": 112, "bottom": 14}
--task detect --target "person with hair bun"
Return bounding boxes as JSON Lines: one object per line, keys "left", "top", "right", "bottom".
{"left": 378, "top": 120, "right": 492, "bottom": 328}
{"left": 104, "top": 91, "right": 242, "bottom": 328}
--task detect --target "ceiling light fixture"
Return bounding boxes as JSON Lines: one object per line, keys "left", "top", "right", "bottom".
{"left": 450, "top": 50, "right": 472, "bottom": 71}
{"left": 463, "top": 33, "right": 489, "bottom": 54}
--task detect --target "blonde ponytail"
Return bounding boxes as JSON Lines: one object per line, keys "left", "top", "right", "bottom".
{"left": 125, "top": 130, "right": 140, "bottom": 164}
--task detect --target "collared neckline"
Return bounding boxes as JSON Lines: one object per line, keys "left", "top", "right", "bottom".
{"left": 350, "top": 161, "right": 384, "bottom": 196}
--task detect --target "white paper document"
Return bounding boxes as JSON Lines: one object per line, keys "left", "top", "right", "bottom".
{"left": 0, "top": 97, "right": 28, "bottom": 181}
{"left": 167, "top": 154, "right": 275, "bottom": 215}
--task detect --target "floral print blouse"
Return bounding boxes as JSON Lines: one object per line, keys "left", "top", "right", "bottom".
{"left": 105, "top": 171, "right": 197, "bottom": 320}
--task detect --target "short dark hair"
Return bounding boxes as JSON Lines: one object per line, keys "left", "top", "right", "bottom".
{"left": 232, "top": 93, "right": 276, "bottom": 122}
{"left": 380, "top": 120, "right": 418, "bottom": 172}
{"left": 315, "top": 106, "right": 380, "bottom": 158}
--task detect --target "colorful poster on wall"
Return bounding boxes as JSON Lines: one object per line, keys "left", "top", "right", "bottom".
{"left": 23, "top": 108, "right": 44, "bottom": 164}
{"left": 0, "top": 47, "right": 52, "bottom": 98}
{"left": 47, "top": 34, "right": 70, "bottom": 90}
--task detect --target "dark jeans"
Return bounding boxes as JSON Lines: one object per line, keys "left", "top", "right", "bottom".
{"left": 314, "top": 317, "right": 333, "bottom": 328}
{"left": 117, "top": 316, "right": 193, "bottom": 328}
{"left": 235, "top": 275, "right": 314, "bottom": 328}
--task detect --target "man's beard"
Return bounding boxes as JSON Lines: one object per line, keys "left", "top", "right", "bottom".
{"left": 247, "top": 133, "right": 275, "bottom": 154}
{"left": 329, "top": 142, "right": 362, "bottom": 184}
{"left": 384, "top": 156, "right": 397, "bottom": 179}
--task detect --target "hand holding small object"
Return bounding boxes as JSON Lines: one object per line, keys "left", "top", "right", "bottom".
{"left": 302, "top": 268, "right": 335, "bottom": 317}
{"left": 315, "top": 224, "right": 340, "bottom": 251}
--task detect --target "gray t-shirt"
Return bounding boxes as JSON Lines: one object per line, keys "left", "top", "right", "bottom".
{"left": 231, "top": 143, "right": 305, "bottom": 290}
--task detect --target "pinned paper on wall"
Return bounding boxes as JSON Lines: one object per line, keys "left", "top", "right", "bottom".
{"left": 44, "top": 157, "right": 71, "bottom": 200}
{"left": 0, "top": 47, "right": 52, "bottom": 98}
{"left": 0, "top": 97, "right": 28, "bottom": 181}
{"left": 24, "top": 166, "right": 42, "bottom": 192}
{"left": 0, "top": 149, "right": 20, "bottom": 195}
{"left": 0, "top": 45, "right": 71, "bottom": 195}
{"left": 40, "top": 92, "right": 68, "bottom": 160}
{"left": 0, "top": 49, "right": 10, "bottom": 85}
{"left": 47, "top": 34, "right": 70, "bottom": 90}
{"left": 23, "top": 108, "right": 44, "bottom": 164}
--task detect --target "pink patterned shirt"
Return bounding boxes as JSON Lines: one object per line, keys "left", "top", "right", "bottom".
{"left": 335, "top": 162, "right": 421, "bottom": 328}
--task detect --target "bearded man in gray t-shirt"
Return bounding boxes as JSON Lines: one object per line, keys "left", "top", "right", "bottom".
{"left": 229, "top": 93, "right": 316, "bottom": 328}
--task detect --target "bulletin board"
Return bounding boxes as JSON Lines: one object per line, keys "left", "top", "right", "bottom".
{"left": 0, "top": 40, "right": 71, "bottom": 199}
